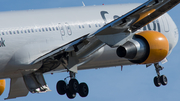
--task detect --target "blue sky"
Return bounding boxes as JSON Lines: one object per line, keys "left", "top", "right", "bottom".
{"left": 0, "top": 0, "right": 180, "bottom": 101}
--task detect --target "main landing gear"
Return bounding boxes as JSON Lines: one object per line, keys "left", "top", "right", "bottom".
{"left": 153, "top": 63, "right": 168, "bottom": 87}
{"left": 56, "top": 72, "right": 89, "bottom": 99}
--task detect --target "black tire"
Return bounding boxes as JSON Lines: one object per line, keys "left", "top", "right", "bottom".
{"left": 78, "top": 82, "right": 89, "bottom": 97}
{"left": 69, "top": 79, "right": 79, "bottom": 93}
{"left": 154, "top": 76, "right": 161, "bottom": 87}
{"left": 160, "top": 75, "right": 168, "bottom": 85}
{"left": 56, "top": 80, "right": 66, "bottom": 95}
{"left": 66, "top": 88, "right": 76, "bottom": 99}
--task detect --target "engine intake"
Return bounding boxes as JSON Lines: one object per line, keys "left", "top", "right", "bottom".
{"left": 116, "top": 31, "right": 169, "bottom": 64}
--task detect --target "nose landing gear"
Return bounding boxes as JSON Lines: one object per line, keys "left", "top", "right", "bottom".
{"left": 153, "top": 63, "right": 168, "bottom": 87}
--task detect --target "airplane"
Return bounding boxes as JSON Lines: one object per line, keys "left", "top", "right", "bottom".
{"left": 0, "top": 0, "right": 179, "bottom": 100}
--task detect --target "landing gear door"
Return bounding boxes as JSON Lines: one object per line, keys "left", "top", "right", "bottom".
{"left": 58, "top": 23, "right": 66, "bottom": 40}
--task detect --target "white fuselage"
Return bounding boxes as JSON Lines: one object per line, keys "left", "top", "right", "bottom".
{"left": 0, "top": 4, "right": 178, "bottom": 78}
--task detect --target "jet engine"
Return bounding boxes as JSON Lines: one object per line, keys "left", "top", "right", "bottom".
{"left": 0, "top": 79, "right": 5, "bottom": 95}
{"left": 116, "top": 31, "right": 169, "bottom": 64}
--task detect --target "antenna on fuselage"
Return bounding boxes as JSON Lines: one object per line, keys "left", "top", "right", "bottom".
{"left": 82, "top": 1, "right": 85, "bottom": 6}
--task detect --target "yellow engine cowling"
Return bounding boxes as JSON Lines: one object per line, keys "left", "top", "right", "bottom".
{"left": 0, "top": 79, "right": 5, "bottom": 95}
{"left": 116, "top": 31, "right": 169, "bottom": 64}
{"left": 136, "top": 31, "right": 169, "bottom": 64}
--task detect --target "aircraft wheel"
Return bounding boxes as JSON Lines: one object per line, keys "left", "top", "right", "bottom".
{"left": 160, "top": 75, "right": 168, "bottom": 85}
{"left": 69, "top": 79, "right": 79, "bottom": 93}
{"left": 78, "top": 82, "right": 89, "bottom": 97}
{"left": 154, "top": 76, "right": 161, "bottom": 87}
{"left": 56, "top": 80, "right": 66, "bottom": 95}
{"left": 66, "top": 88, "right": 76, "bottom": 99}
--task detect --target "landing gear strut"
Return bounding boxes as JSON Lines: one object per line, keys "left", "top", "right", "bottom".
{"left": 153, "top": 63, "right": 168, "bottom": 87}
{"left": 56, "top": 71, "right": 89, "bottom": 99}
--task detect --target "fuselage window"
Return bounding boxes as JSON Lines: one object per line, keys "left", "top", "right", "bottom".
{"left": 28, "top": 29, "right": 30, "bottom": 33}
{"left": 24, "top": 30, "right": 27, "bottom": 33}
{"left": 95, "top": 24, "right": 98, "bottom": 27}
{"left": 49, "top": 27, "right": 51, "bottom": 31}
{"left": 21, "top": 30, "right": 23, "bottom": 33}
{"left": 99, "top": 24, "right": 101, "bottom": 27}
{"left": 82, "top": 25, "right": 84, "bottom": 28}
{"left": 45, "top": 28, "right": 48, "bottom": 31}
{"left": 65, "top": 23, "right": 72, "bottom": 35}
{"left": 13, "top": 31, "right": 16, "bottom": 34}
{"left": 39, "top": 29, "right": 41, "bottom": 32}
{"left": 9, "top": 31, "right": 12, "bottom": 35}
{"left": 35, "top": 29, "right": 37, "bottom": 32}
{"left": 56, "top": 27, "right": 59, "bottom": 31}
{"left": 89, "top": 24, "right": 91, "bottom": 28}
{"left": 79, "top": 25, "right": 81, "bottom": 29}
{"left": 42, "top": 28, "right": 45, "bottom": 32}
{"left": 17, "top": 30, "right": 19, "bottom": 34}
{"left": 52, "top": 27, "right": 55, "bottom": 31}
{"left": 31, "top": 29, "right": 34, "bottom": 33}
{"left": 2, "top": 32, "right": 4, "bottom": 35}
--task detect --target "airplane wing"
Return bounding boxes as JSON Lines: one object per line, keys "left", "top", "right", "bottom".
{"left": 31, "top": 0, "right": 180, "bottom": 65}
{"left": 92, "top": 0, "right": 180, "bottom": 47}
{"left": 91, "top": 0, "right": 180, "bottom": 36}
